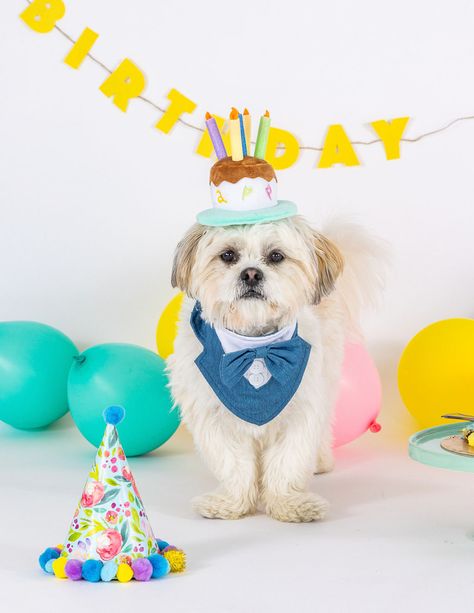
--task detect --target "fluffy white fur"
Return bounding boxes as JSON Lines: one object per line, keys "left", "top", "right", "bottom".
{"left": 166, "top": 216, "right": 383, "bottom": 522}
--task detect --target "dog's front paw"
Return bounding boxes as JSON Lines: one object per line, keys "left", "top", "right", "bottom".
{"left": 192, "top": 491, "right": 255, "bottom": 520}
{"left": 266, "top": 492, "right": 329, "bottom": 523}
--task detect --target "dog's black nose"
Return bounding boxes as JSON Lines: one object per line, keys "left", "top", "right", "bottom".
{"left": 240, "top": 267, "right": 263, "bottom": 287}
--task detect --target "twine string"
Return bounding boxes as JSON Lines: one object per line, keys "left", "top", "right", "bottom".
{"left": 36, "top": 11, "right": 474, "bottom": 152}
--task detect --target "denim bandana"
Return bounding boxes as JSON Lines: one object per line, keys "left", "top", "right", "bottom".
{"left": 190, "top": 302, "right": 311, "bottom": 426}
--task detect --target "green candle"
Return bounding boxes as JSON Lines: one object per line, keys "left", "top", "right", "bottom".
{"left": 254, "top": 110, "right": 271, "bottom": 159}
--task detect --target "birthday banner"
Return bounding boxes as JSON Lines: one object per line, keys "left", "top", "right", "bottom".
{"left": 19, "top": 0, "right": 474, "bottom": 171}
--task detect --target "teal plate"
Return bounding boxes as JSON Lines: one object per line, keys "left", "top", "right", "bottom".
{"left": 409, "top": 422, "right": 474, "bottom": 473}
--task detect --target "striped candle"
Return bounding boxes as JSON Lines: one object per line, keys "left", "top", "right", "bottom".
{"left": 239, "top": 113, "right": 247, "bottom": 156}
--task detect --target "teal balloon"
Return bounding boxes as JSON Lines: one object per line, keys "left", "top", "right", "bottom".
{"left": 68, "top": 343, "right": 180, "bottom": 456}
{"left": 0, "top": 321, "right": 78, "bottom": 429}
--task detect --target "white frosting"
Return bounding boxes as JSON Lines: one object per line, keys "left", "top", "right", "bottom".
{"left": 215, "top": 323, "right": 296, "bottom": 389}
{"left": 210, "top": 177, "right": 278, "bottom": 211}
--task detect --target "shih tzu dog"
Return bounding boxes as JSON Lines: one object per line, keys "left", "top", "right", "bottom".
{"left": 166, "top": 155, "right": 383, "bottom": 522}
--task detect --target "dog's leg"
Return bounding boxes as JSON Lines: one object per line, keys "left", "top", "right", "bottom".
{"left": 192, "top": 423, "right": 258, "bottom": 520}
{"left": 261, "top": 415, "right": 329, "bottom": 523}
{"left": 315, "top": 421, "right": 335, "bottom": 474}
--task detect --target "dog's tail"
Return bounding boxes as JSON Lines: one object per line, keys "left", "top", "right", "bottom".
{"left": 323, "top": 219, "right": 389, "bottom": 340}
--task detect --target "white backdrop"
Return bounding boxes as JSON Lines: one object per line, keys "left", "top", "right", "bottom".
{"left": 1, "top": 0, "right": 474, "bottom": 432}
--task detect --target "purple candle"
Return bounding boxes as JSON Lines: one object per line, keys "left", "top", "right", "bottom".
{"left": 205, "top": 112, "right": 227, "bottom": 159}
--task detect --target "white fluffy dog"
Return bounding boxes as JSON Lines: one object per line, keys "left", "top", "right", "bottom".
{"left": 166, "top": 216, "right": 382, "bottom": 522}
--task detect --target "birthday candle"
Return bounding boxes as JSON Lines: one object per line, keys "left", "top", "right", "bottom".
{"left": 243, "top": 108, "right": 251, "bottom": 155}
{"left": 254, "top": 110, "right": 271, "bottom": 159}
{"left": 239, "top": 113, "right": 247, "bottom": 156}
{"left": 205, "top": 112, "right": 227, "bottom": 159}
{"left": 229, "top": 107, "right": 243, "bottom": 161}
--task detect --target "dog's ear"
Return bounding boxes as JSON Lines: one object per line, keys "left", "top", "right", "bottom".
{"left": 312, "top": 232, "right": 344, "bottom": 304}
{"left": 171, "top": 223, "right": 206, "bottom": 296}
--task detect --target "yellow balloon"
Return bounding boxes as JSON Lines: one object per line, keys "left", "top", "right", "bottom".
{"left": 398, "top": 318, "right": 474, "bottom": 427}
{"left": 156, "top": 293, "right": 184, "bottom": 358}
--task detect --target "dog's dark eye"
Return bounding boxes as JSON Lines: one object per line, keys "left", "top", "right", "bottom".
{"left": 268, "top": 251, "right": 284, "bottom": 263}
{"left": 220, "top": 250, "right": 238, "bottom": 263}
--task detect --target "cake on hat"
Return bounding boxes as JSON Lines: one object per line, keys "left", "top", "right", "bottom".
{"left": 38, "top": 406, "right": 185, "bottom": 583}
{"left": 198, "top": 108, "right": 297, "bottom": 227}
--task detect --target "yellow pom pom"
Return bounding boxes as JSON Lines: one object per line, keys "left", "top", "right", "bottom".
{"left": 52, "top": 556, "right": 68, "bottom": 579}
{"left": 163, "top": 550, "right": 186, "bottom": 573}
{"left": 55, "top": 544, "right": 64, "bottom": 551}
{"left": 116, "top": 562, "right": 134, "bottom": 582}
{"left": 467, "top": 433, "right": 474, "bottom": 447}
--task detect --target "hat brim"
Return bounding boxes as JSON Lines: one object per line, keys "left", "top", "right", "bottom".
{"left": 196, "top": 201, "right": 298, "bottom": 227}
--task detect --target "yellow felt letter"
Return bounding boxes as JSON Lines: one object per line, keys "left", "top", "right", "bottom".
{"left": 64, "top": 28, "right": 99, "bottom": 69}
{"left": 20, "top": 0, "right": 65, "bottom": 33}
{"left": 196, "top": 114, "right": 231, "bottom": 158}
{"left": 155, "top": 89, "right": 197, "bottom": 134}
{"left": 99, "top": 59, "right": 146, "bottom": 112}
{"left": 264, "top": 127, "right": 300, "bottom": 170}
{"left": 370, "top": 117, "right": 409, "bottom": 160}
{"left": 317, "top": 125, "right": 360, "bottom": 168}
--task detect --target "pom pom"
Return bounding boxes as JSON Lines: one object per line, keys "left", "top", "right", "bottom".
{"left": 117, "top": 562, "right": 134, "bottom": 583}
{"left": 156, "top": 539, "right": 169, "bottom": 551}
{"left": 82, "top": 559, "right": 103, "bottom": 582}
{"left": 44, "top": 560, "right": 55, "bottom": 574}
{"left": 100, "top": 561, "right": 118, "bottom": 582}
{"left": 39, "top": 547, "right": 60, "bottom": 571}
{"left": 162, "top": 545, "right": 177, "bottom": 552}
{"left": 163, "top": 549, "right": 186, "bottom": 573}
{"left": 52, "top": 556, "right": 68, "bottom": 579}
{"left": 148, "top": 554, "right": 170, "bottom": 579}
{"left": 132, "top": 558, "right": 153, "bottom": 582}
{"left": 65, "top": 559, "right": 83, "bottom": 581}
{"left": 103, "top": 405, "right": 125, "bottom": 426}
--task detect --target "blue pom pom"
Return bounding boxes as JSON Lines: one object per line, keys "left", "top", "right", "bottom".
{"left": 103, "top": 405, "right": 125, "bottom": 426}
{"left": 44, "top": 560, "right": 55, "bottom": 574}
{"left": 148, "top": 554, "right": 170, "bottom": 579}
{"left": 156, "top": 539, "right": 169, "bottom": 551}
{"left": 100, "top": 561, "right": 118, "bottom": 582}
{"left": 82, "top": 559, "right": 103, "bottom": 582}
{"left": 39, "top": 547, "right": 60, "bottom": 571}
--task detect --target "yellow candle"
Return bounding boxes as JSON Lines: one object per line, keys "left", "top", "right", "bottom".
{"left": 243, "top": 108, "right": 251, "bottom": 156}
{"left": 229, "top": 107, "right": 243, "bottom": 161}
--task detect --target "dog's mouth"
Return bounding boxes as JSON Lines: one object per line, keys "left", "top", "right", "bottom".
{"left": 240, "top": 288, "right": 265, "bottom": 300}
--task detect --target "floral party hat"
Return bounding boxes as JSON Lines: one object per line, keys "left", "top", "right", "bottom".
{"left": 39, "top": 406, "right": 185, "bottom": 582}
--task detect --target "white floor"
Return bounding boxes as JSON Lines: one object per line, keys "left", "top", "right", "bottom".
{"left": 1, "top": 412, "right": 472, "bottom": 613}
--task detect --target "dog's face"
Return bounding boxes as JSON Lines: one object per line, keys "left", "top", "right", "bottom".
{"left": 171, "top": 216, "right": 343, "bottom": 334}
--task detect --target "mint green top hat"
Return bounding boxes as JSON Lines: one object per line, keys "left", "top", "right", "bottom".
{"left": 197, "top": 156, "right": 297, "bottom": 227}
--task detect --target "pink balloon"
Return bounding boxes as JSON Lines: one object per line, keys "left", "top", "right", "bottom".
{"left": 333, "top": 343, "right": 382, "bottom": 447}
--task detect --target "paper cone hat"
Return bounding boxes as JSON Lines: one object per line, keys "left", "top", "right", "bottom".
{"left": 39, "top": 406, "right": 185, "bottom": 582}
